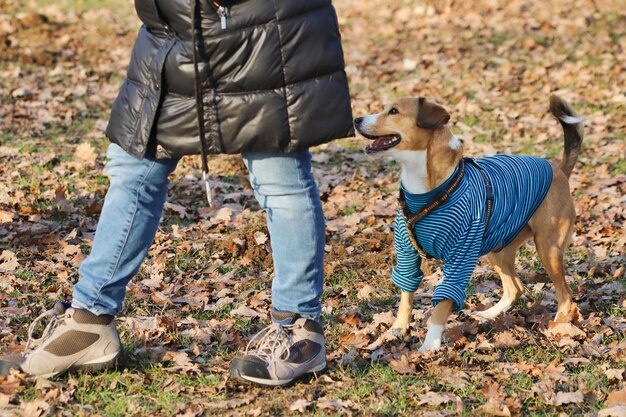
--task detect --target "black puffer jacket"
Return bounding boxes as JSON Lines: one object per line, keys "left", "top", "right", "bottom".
{"left": 106, "top": 0, "right": 354, "bottom": 159}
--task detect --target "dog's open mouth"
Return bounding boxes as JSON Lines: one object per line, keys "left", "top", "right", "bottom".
{"left": 362, "top": 133, "right": 401, "bottom": 153}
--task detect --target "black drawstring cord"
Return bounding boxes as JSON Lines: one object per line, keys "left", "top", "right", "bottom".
{"left": 190, "top": 0, "right": 212, "bottom": 205}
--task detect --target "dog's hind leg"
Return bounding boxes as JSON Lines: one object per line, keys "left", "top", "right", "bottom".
{"left": 531, "top": 172, "right": 579, "bottom": 324}
{"left": 475, "top": 228, "right": 532, "bottom": 320}
{"left": 534, "top": 225, "right": 579, "bottom": 323}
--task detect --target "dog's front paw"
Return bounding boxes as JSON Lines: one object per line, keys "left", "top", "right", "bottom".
{"left": 419, "top": 323, "right": 444, "bottom": 353}
{"left": 388, "top": 327, "right": 406, "bottom": 338}
{"left": 553, "top": 303, "right": 582, "bottom": 325}
{"left": 418, "top": 339, "right": 441, "bottom": 353}
{"left": 389, "top": 318, "right": 410, "bottom": 337}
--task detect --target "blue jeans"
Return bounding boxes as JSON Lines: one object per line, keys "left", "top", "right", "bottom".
{"left": 73, "top": 143, "right": 325, "bottom": 320}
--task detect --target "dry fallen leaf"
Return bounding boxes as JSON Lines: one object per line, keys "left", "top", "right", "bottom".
{"left": 0, "top": 209, "right": 14, "bottom": 222}
{"left": 163, "top": 350, "right": 191, "bottom": 366}
{"left": 0, "top": 250, "right": 19, "bottom": 272}
{"left": 605, "top": 369, "right": 625, "bottom": 383}
{"left": 2, "top": 0, "right": 625, "bottom": 415}
{"left": 253, "top": 231, "right": 268, "bottom": 245}
{"left": 357, "top": 284, "right": 374, "bottom": 300}
{"left": 417, "top": 391, "right": 460, "bottom": 407}
{"left": 230, "top": 306, "right": 265, "bottom": 319}
{"left": 339, "top": 331, "right": 370, "bottom": 349}
{"left": 389, "top": 354, "right": 416, "bottom": 375}
{"left": 544, "top": 323, "right": 586, "bottom": 339}
{"left": 493, "top": 331, "right": 520, "bottom": 348}
{"left": 598, "top": 405, "right": 626, "bottom": 417}
{"left": 553, "top": 391, "right": 584, "bottom": 406}
{"left": 607, "top": 389, "right": 626, "bottom": 406}
{"left": 74, "top": 142, "right": 97, "bottom": 163}
{"left": 479, "top": 401, "right": 511, "bottom": 417}
{"left": 289, "top": 399, "right": 313, "bottom": 413}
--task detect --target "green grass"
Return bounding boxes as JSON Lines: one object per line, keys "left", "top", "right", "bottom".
{"left": 68, "top": 369, "right": 225, "bottom": 417}
{"left": 473, "top": 134, "right": 490, "bottom": 144}
{"left": 463, "top": 117, "right": 481, "bottom": 127}
{"left": 489, "top": 33, "right": 510, "bottom": 46}
{"left": 3, "top": 0, "right": 623, "bottom": 415}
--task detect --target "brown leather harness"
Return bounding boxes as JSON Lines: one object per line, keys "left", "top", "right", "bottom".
{"left": 398, "top": 157, "right": 494, "bottom": 261}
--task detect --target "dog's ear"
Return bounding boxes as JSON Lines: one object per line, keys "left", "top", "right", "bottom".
{"left": 416, "top": 97, "right": 450, "bottom": 129}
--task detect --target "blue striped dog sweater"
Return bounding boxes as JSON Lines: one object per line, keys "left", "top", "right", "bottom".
{"left": 392, "top": 155, "right": 553, "bottom": 311}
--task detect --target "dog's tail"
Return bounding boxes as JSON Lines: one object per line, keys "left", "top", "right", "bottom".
{"left": 549, "top": 95, "right": 584, "bottom": 178}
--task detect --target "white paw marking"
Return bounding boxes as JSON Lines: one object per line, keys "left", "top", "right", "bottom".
{"left": 419, "top": 323, "right": 444, "bottom": 352}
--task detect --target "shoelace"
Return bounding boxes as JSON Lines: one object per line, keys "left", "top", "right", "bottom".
{"left": 245, "top": 322, "right": 297, "bottom": 369}
{"left": 25, "top": 308, "right": 67, "bottom": 352}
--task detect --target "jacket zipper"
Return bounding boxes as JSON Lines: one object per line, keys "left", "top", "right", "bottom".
{"left": 211, "top": 1, "right": 228, "bottom": 29}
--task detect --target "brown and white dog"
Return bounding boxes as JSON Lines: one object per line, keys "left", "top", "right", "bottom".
{"left": 354, "top": 96, "right": 583, "bottom": 352}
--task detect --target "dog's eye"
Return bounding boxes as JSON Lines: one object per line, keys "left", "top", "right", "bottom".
{"left": 388, "top": 107, "right": 399, "bottom": 115}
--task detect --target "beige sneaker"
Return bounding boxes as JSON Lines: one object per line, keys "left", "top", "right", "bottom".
{"left": 229, "top": 310, "right": 326, "bottom": 387}
{"left": 20, "top": 302, "right": 122, "bottom": 378}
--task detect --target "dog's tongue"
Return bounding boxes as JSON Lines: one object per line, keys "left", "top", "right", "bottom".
{"left": 366, "top": 135, "right": 399, "bottom": 153}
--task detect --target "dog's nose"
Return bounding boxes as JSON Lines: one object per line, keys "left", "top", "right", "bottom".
{"left": 354, "top": 117, "right": 363, "bottom": 125}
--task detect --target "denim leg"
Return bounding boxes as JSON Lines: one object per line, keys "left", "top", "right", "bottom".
{"left": 73, "top": 144, "right": 179, "bottom": 315}
{"left": 242, "top": 149, "right": 325, "bottom": 320}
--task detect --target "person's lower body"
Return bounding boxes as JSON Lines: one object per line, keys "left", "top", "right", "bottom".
{"left": 230, "top": 149, "right": 327, "bottom": 386}
{"left": 16, "top": 144, "right": 327, "bottom": 385}
{"left": 19, "top": 143, "right": 179, "bottom": 377}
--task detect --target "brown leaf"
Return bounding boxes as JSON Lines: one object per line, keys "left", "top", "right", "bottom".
{"left": 214, "top": 207, "right": 234, "bottom": 222}
{"left": 0, "top": 209, "right": 14, "bottom": 222}
{"left": 316, "top": 398, "right": 357, "bottom": 411}
{"left": 230, "top": 306, "right": 265, "bottom": 318}
{"left": 481, "top": 380, "right": 509, "bottom": 413}
{"left": 253, "top": 231, "right": 268, "bottom": 245}
{"left": 417, "top": 391, "right": 459, "bottom": 406}
{"left": 164, "top": 202, "right": 189, "bottom": 218}
{"left": 605, "top": 369, "right": 625, "bottom": 383}
{"left": 598, "top": 405, "right": 626, "bottom": 417}
{"left": 162, "top": 351, "right": 194, "bottom": 370}
{"left": 0, "top": 250, "right": 19, "bottom": 273}
{"left": 339, "top": 332, "right": 370, "bottom": 349}
{"left": 357, "top": 284, "right": 374, "bottom": 300}
{"left": 20, "top": 400, "right": 50, "bottom": 417}
{"left": 493, "top": 331, "right": 520, "bottom": 348}
{"left": 435, "top": 367, "right": 469, "bottom": 389}
{"left": 340, "top": 313, "right": 361, "bottom": 327}
{"left": 608, "top": 389, "right": 626, "bottom": 406}
{"left": 75, "top": 142, "right": 97, "bottom": 163}
{"left": 0, "top": 371, "right": 23, "bottom": 396}
{"left": 289, "top": 399, "right": 313, "bottom": 413}
{"left": 553, "top": 391, "right": 584, "bottom": 406}
{"left": 389, "top": 354, "right": 416, "bottom": 375}
{"left": 479, "top": 401, "right": 511, "bottom": 417}
{"left": 371, "top": 311, "right": 395, "bottom": 328}
{"left": 544, "top": 323, "right": 586, "bottom": 339}
{"left": 150, "top": 291, "right": 174, "bottom": 306}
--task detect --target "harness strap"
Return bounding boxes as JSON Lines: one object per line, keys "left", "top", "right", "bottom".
{"left": 399, "top": 157, "right": 493, "bottom": 260}
{"left": 191, "top": 0, "right": 213, "bottom": 205}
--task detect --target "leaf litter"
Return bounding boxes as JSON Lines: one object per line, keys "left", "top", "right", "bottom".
{"left": 0, "top": 0, "right": 625, "bottom": 415}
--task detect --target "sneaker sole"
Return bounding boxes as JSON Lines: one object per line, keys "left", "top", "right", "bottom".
{"left": 40, "top": 350, "right": 124, "bottom": 379}
{"left": 230, "top": 362, "right": 327, "bottom": 387}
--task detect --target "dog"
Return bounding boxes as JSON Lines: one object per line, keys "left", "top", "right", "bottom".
{"left": 354, "top": 95, "right": 583, "bottom": 352}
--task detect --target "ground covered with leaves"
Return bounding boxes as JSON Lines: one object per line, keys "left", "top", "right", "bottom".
{"left": 0, "top": 0, "right": 625, "bottom": 416}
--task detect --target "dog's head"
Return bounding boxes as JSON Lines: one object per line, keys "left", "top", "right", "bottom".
{"left": 354, "top": 97, "right": 451, "bottom": 154}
